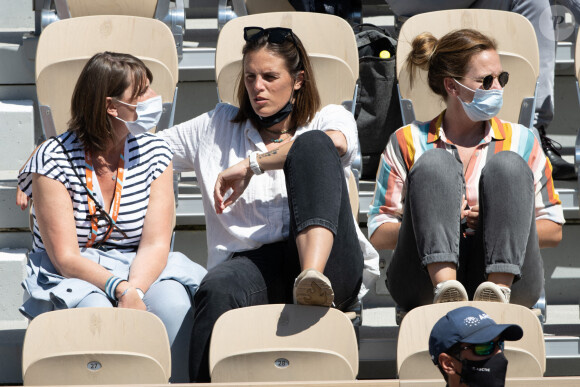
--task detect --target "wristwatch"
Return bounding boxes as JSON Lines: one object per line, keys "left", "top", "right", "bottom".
{"left": 135, "top": 288, "right": 145, "bottom": 300}
{"left": 249, "top": 151, "right": 264, "bottom": 175}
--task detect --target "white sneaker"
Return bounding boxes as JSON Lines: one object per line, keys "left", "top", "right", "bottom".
{"left": 433, "top": 280, "right": 468, "bottom": 304}
{"left": 474, "top": 281, "right": 511, "bottom": 303}
{"left": 293, "top": 269, "right": 334, "bottom": 307}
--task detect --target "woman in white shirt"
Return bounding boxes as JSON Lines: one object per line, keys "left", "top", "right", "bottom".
{"left": 159, "top": 27, "right": 378, "bottom": 382}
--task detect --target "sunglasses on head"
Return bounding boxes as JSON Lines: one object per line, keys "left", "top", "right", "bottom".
{"left": 458, "top": 340, "right": 505, "bottom": 356}
{"left": 243, "top": 27, "right": 297, "bottom": 47}
{"left": 463, "top": 71, "right": 509, "bottom": 90}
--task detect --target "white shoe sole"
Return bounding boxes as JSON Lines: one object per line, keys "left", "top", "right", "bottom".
{"left": 293, "top": 269, "right": 334, "bottom": 307}
{"left": 433, "top": 280, "right": 468, "bottom": 303}
{"left": 474, "top": 281, "right": 509, "bottom": 303}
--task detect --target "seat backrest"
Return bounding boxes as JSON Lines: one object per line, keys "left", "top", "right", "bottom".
{"left": 215, "top": 11, "right": 362, "bottom": 195}
{"left": 60, "top": 0, "right": 158, "bottom": 18}
{"left": 22, "top": 308, "right": 171, "bottom": 385}
{"left": 397, "top": 301, "right": 546, "bottom": 380}
{"left": 34, "top": 15, "right": 178, "bottom": 137}
{"left": 209, "top": 304, "right": 358, "bottom": 382}
{"left": 215, "top": 11, "right": 358, "bottom": 108}
{"left": 396, "top": 9, "right": 539, "bottom": 126}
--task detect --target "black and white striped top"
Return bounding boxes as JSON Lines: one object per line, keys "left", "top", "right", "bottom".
{"left": 18, "top": 131, "right": 173, "bottom": 253}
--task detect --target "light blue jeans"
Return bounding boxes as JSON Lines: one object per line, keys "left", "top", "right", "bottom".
{"left": 386, "top": 149, "right": 543, "bottom": 311}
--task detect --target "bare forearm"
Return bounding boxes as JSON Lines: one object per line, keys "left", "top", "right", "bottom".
{"left": 50, "top": 251, "right": 120, "bottom": 291}
{"left": 369, "top": 222, "right": 401, "bottom": 250}
{"left": 537, "top": 219, "right": 562, "bottom": 248}
{"left": 256, "top": 130, "right": 347, "bottom": 172}
{"left": 128, "top": 163, "right": 173, "bottom": 291}
{"left": 256, "top": 141, "right": 293, "bottom": 171}
{"left": 128, "top": 245, "right": 169, "bottom": 292}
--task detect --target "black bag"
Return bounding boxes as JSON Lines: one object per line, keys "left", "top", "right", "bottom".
{"left": 354, "top": 24, "right": 403, "bottom": 180}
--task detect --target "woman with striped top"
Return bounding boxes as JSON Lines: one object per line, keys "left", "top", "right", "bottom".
{"left": 17, "top": 52, "right": 206, "bottom": 382}
{"left": 368, "top": 29, "right": 564, "bottom": 318}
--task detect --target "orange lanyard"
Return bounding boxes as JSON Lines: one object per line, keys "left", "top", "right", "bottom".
{"left": 84, "top": 153, "right": 125, "bottom": 248}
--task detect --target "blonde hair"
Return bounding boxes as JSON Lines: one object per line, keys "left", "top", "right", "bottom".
{"left": 406, "top": 29, "right": 497, "bottom": 97}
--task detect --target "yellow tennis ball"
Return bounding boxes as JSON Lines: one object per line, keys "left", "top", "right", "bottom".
{"left": 379, "top": 50, "right": 391, "bottom": 59}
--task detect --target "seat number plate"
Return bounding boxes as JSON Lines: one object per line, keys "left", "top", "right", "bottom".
{"left": 87, "top": 361, "right": 102, "bottom": 371}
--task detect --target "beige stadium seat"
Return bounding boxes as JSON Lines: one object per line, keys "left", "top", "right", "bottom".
{"left": 57, "top": 0, "right": 158, "bottom": 18}
{"left": 215, "top": 11, "right": 362, "bottom": 181}
{"left": 397, "top": 301, "right": 546, "bottom": 380}
{"left": 21, "top": 308, "right": 171, "bottom": 385}
{"left": 209, "top": 304, "right": 358, "bottom": 382}
{"left": 217, "top": 0, "right": 362, "bottom": 30}
{"left": 33, "top": 0, "right": 184, "bottom": 59}
{"left": 396, "top": 9, "right": 539, "bottom": 129}
{"left": 215, "top": 11, "right": 359, "bottom": 109}
{"left": 32, "top": 14, "right": 179, "bottom": 232}
{"left": 34, "top": 15, "right": 178, "bottom": 138}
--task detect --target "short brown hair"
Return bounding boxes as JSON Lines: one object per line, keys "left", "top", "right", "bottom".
{"left": 232, "top": 29, "right": 321, "bottom": 130}
{"left": 68, "top": 51, "right": 152, "bottom": 155}
{"left": 405, "top": 29, "right": 497, "bottom": 98}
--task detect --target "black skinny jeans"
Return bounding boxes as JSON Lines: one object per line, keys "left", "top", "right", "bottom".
{"left": 189, "top": 131, "right": 364, "bottom": 382}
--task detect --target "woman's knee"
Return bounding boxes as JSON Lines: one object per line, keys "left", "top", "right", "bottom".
{"left": 409, "top": 149, "right": 462, "bottom": 185}
{"left": 146, "top": 280, "right": 192, "bottom": 312}
{"left": 194, "top": 260, "right": 268, "bottom": 309}
{"left": 76, "top": 292, "right": 114, "bottom": 308}
{"left": 287, "top": 130, "right": 338, "bottom": 167}
{"left": 482, "top": 151, "right": 533, "bottom": 185}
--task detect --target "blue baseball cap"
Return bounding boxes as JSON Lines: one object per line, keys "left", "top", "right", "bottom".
{"left": 429, "top": 306, "right": 523, "bottom": 365}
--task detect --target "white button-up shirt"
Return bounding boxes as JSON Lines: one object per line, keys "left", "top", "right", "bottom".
{"left": 160, "top": 103, "right": 379, "bottom": 293}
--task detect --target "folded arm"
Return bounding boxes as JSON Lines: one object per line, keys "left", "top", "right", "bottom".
{"left": 214, "top": 130, "right": 347, "bottom": 213}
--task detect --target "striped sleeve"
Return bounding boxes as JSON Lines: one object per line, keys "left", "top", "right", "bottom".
{"left": 533, "top": 153, "right": 564, "bottom": 224}
{"left": 134, "top": 134, "right": 173, "bottom": 180}
{"left": 368, "top": 130, "right": 408, "bottom": 237}
{"left": 18, "top": 134, "right": 75, "bottom": 198}
{"left": 516, "top": 125, "right": 564, "bottom": 224}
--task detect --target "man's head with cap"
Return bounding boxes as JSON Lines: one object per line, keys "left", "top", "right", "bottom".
{"left": 429, "top": 306, "right": 523, "bottom": 386}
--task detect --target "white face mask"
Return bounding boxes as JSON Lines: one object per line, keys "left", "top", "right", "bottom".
{"left": 115, "top": 95, "right": 163, "bottom": 135}
{"left": 454, "top": 79, "right": 503, "bottom": 122}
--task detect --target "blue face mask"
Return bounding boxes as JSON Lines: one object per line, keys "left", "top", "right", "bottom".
{"left": 455, "top": 79, "right": 503, "bottom": 122}
{"left": 115, "top": 95, "right": 163, "bottom": 135}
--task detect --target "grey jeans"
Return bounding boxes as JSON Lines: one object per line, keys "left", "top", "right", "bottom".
{"left": 386, "top": 0, "right": 555, "bottom": 130}
{"left": 386, "top": 149, "right": 544, "bottom": 311}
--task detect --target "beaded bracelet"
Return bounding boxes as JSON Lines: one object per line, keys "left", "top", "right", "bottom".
{"left": 105, "top": 276, "right": 125, "bottom": 301}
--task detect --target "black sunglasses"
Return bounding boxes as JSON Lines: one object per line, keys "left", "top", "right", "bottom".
{"left": 458, "top": 340, "right": 505, "bottom": 356}
{"left": 243, "top": 27, "right": 297, "bottom": 47}
{"left": 463, "top": 71, "right": 509, "bottom": 90}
